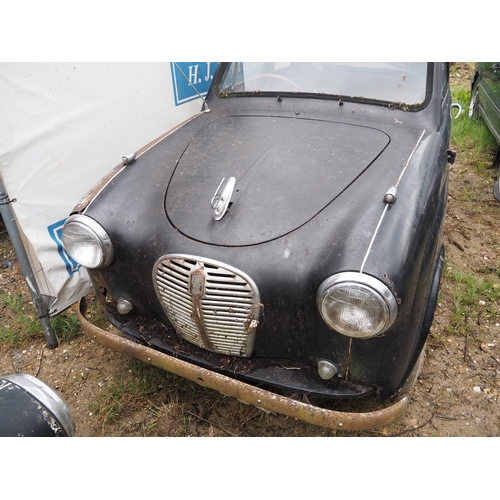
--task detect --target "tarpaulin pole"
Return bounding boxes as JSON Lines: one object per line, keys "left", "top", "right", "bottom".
{"left": 0, "top": 176, "right": 58, "bottom": 348}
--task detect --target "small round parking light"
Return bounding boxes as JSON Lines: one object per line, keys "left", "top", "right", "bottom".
{"left": 117, "top": 299, "right": 134, "bottom": 314}
{"left": 318, "top": 359, "right": 339, "bottom": 380}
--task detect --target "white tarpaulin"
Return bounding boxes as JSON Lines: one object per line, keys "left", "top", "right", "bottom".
{"left": 0, "top": 62, "right": 218, "bottom": 315}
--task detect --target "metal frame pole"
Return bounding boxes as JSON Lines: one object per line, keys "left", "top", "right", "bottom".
{"left": 0, "top": 176, "right": 58, "bottom": 348}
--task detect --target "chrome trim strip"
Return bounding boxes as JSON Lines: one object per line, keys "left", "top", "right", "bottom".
{"left": 359, "top": 130, "right": 426, "bottom": 274}
{"left": 359, "top": 204, "right": 389, "bottom": 274}
{"left": 395, "top": 130, "right": 426, "bottom": 187}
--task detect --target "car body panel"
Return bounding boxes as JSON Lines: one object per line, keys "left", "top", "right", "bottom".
{"left": 471, "top": 62, "right": 500, "bottom": 201}
{"left": 166, "top": 115, "right": 392, "bottom": 245}
{"left": 475, "top": 62, "right": 500, "bottom": 143}
{"left": 66, "top": 62, "right": 452, "bottom": 414}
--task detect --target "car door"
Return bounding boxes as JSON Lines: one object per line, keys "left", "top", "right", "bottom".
{"left": 480, "top": 62, "right": 500, "bottom": 143}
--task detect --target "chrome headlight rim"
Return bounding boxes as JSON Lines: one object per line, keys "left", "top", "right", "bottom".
{"left": 62, "top": 213, "right": 114, "bottom": 269}
{"left": 317, "top": 271, "right": 398, "bottom": 339}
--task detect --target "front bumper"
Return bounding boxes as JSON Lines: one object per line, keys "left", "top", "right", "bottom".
{"left": 78, "top": 297, "right": 408, "bottom": 432}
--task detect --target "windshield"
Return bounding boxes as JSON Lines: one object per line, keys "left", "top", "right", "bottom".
{"left": 218, "top": 62, "right": 429, "bottom": 106}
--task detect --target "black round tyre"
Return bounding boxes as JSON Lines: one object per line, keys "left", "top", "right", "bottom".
{"left": 493, "top": 169, "right": 500, "bottom": 202}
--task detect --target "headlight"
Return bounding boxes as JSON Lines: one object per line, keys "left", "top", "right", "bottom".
{"left": 317, "top": 272, "right": 397, "bottom": 338}
{"left": 62, "top": 214, "right": 114, "bottom": 269}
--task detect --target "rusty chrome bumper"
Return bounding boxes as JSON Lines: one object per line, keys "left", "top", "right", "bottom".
{"left": 78, "top": 297, "right": 407, "bottom": 432}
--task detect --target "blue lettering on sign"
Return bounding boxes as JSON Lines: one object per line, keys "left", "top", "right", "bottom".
{"left": 171, "top": 62, "right": 219, "bottom": 106}
{"left": 47, "top": 219, "right": 81, "bottom": 276}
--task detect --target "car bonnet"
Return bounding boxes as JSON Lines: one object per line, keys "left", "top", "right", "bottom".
{"left": 165, "top": 115, "right": 391, "bottom": 246}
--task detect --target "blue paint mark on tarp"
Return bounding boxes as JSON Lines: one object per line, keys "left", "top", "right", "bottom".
{"left": 47, "top": 219, "right": 81, "bottom": 276}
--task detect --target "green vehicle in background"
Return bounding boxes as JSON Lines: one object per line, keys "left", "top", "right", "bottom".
{"left": 469, "top": 62, "right": 500, "bottom": 200}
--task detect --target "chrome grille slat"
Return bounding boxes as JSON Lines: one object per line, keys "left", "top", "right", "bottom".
{"left": 158, "top": 287, "right": 191, "bottom": 301}
{"left": 157, "top": 275, "right": 189, "bottom": 290}
{"left": 153, "top": 254, "right": 261, "bottom": 357}
{"left": 202, "top": 304, "right": 249, "bottom": 311}
{"left": 202, "top": 300, "right": 252, "bottom": 309}
{"left": 204, "top": 291, "right": 253, "bottom": 298}
{"left": 203, "top": 315, "right": 248, "bottom": 323}
{"left": 205, "top": 286, "right": 251, "bottom": 294}
{"left": 206, "top": 293, "right": 251, "bottom": 299}
{"left": 158, "top": 269, "right": 189, "bottom": 282}
{"left": 157, "top": 281, "right": 191, "bottom": 298}
{"left": 203, "top": 310, "right": 248, "bottom": 319}
{"left": 158, "top": 295, "right": 193, "bottom": 313}
{"left": 204, "top": 321, "right": 246, "bottom": 329}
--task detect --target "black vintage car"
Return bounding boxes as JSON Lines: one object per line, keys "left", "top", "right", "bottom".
{"left": 63, "top": 63, "right": 456, "bottom": 431}
{"left": 469, "top": 62, "right": 500, "bottom": 200}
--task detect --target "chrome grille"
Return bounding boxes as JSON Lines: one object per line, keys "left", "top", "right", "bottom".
{"left": 153, "top": 254, "right": 261, "bottom": 357}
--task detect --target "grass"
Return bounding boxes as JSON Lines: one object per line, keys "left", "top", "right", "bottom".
{"left": 443, "top": 71, "right": 500, "bottom": 340}
{"left": 88, "top": 358, "right": 240, "bottom": 436}
{"left": 444, "top": 262, "right": 500, "bottom": 336}
{"left": 50, "top": 311, "right": 82, "bottom": 342}
{"left": 450, "top": 86, "right": 498, "bottom": 174}
{"left": 0, "top": 290, "right": 82, "bottom": 346}
{"left": 0, "top": 291, "right": 41, "bottom": 345}
{"left": 90, "top": 360, "right": 182, "bottom": 426}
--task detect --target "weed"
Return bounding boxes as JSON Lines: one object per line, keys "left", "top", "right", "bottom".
{"left": 0, "top": 290, "right": 83, "bottom": 346}
{"left": 451, "top": 87, "right": 498, "bottom": 175}
{"left": 50, "top": 311, "right": 82, "bottom": 342}
{"left": 91, "top": 382, "right": 124, "bottom": 423}
{"left": 180, "top": 409, "right": 192, "bottom": 436}
{"left": 444, "top": 263, "right": 500, "bottom": 335}
{"left": 126, "top": 361, "right": 171, "bottom": 396}
{"left": 0, "top": 291, "right": 44, "bottom": 346}
{"left": 89, "top": 360, "right": 175, "bottom": 426}
{"left": 139, "top": 417, "right": 158, "bottom": 436}
{"left": 82, "top": 296, "right": 109, "bottom": 330}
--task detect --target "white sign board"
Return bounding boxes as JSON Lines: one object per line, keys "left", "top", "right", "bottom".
{"left": 0, "top": 62, "right": 218, "bottom": 315}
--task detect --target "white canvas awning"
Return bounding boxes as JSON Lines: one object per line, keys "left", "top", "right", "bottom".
{"left": 0, "top": 62, "right": 218, "bottom": 315}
